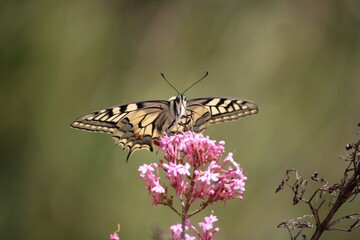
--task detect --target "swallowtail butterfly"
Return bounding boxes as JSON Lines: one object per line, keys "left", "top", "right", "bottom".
{"left": 70, "top": 73, "right": 258, "bottom": 160}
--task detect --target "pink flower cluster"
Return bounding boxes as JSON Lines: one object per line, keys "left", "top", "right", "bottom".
{"left": 170, "top": 214, "right": 219, "bottom": 240}
{"left": 138, "top": 131, "right": 247, "bottom": 205}
{"left": 138, "top": 131, "right": 247, "bottom": 239}
{"left": 110, "top": 132, "right": 248, "bottom": 240}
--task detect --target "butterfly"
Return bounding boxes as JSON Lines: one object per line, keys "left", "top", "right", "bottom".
{"left": 70, "top": 72, "right": 258, "bottom": 161}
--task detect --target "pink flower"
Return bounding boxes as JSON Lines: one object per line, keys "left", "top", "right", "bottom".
{"left": 163, "top": 162, "right": 189, "bottom": 177}
{"left": 198, "top": 161, "right": 220, "bottom": 184}
{"left": 170, "top": 222, "right": 196, "bottom": 240}
{"left": 198, "top": 214, "right": 220, "bottom": 240}
{"left": 176, "top": 163, "right": 191, "bottom": 176}
{"left": 151, "top": 179, "right": 165, "bottom": 193}
{"left": 109, "top": 224, "right": 120, "bottom": 240}
{"left": 138, "top": 163, "right": 166, "bottom": 204}
{"left": 170, "top": 224, "right": 183, "bottom": 239}
{"left": 170, "top": 214, "right": 219, "bottom": 240}
{"left": 185, "top": 235, "right": 196, "bottom": 240}
{"left": 199, "top": 214, "right": 218, "bottom": 231}
{"left": 138, "top": 163, "right": 155, "bottom": 177}
{"left": 109, "top": 233, "right": 120, "bottom": 240}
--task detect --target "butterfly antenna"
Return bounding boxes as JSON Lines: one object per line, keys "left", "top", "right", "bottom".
{"left": 182, "top": 71, "right": 209, "bottom": 94}
{"left": 161, "top": 73, "right": 180, "bottom": 95}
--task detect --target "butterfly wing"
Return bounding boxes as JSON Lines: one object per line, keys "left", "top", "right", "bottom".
{"left": 184, "top": 97, "right": 258, "bottom": 132}
{"left": 70, "top": 100, "right": 173, "bottom": 160}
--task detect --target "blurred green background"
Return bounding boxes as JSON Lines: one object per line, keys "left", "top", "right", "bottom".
{"left": 1, "top": 1, "right": 360, "bottom": 239}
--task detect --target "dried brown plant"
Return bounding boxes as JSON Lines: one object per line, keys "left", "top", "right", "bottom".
{"left": 276, "top": 123, "right": 360, "bottom": 240}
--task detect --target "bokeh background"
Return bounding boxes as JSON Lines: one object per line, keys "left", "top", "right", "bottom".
{"left": 1, "top": 1, "right": 360, "bottom": 239}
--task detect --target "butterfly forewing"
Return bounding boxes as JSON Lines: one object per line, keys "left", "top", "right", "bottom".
{"left": 71, "top": 96, "right": 258, "bottom": 161}
{"left": 187, "top": 97, "right": 258, "bottom": 126}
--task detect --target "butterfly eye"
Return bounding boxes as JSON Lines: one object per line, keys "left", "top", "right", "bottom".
{"left": 175, "top": 95, "right": 186, "bottom": 104}
{"left": 181, "top": 95, "right": 187, "bottom": 102}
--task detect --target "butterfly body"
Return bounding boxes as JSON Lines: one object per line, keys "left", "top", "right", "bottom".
{"left": 71, "top": 95, "right": 258, "bottom": 160}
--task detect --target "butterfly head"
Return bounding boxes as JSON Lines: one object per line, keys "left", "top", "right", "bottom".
{"left": 169, "top": 94, "right": 187, "bottom": 118}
